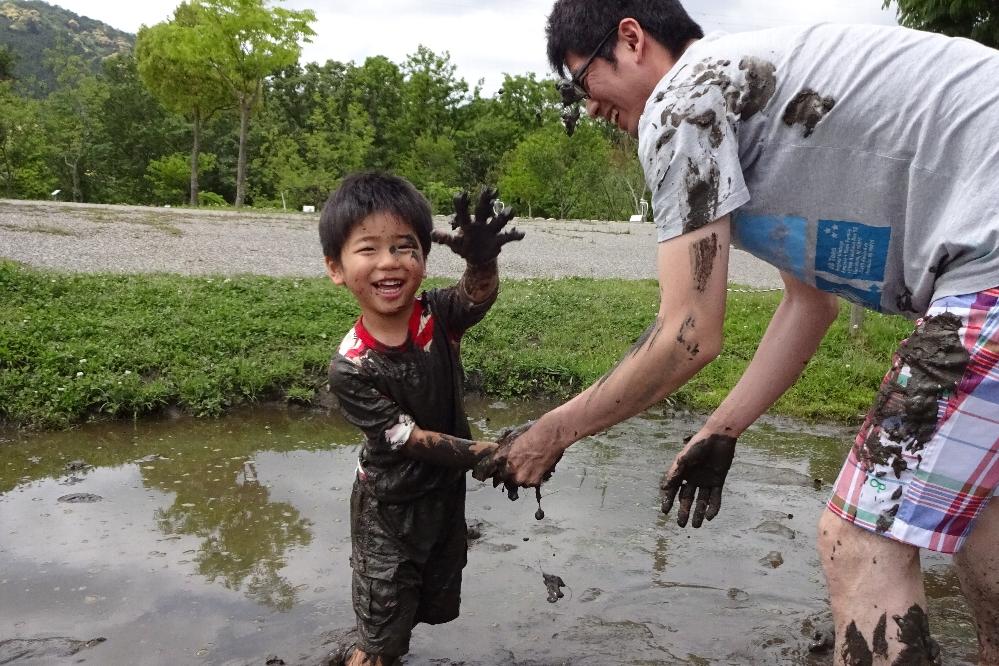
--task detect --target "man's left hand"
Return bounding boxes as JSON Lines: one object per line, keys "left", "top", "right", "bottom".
{"left": 660, "top": 434, "right": 737, "bottom": 528}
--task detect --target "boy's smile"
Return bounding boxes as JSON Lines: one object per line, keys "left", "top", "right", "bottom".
{"left": 326, "top": 212, "right": 426, "bottom": 340}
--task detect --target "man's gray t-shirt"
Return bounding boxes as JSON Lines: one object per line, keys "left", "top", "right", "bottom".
{"left": 638, "top": 24, "right": 999, "bottom": 317}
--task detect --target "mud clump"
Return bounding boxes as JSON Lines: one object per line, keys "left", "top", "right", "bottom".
{"left": 57, "top": 493, "right": 103, "bottom": 503}
{"left": 543, "top": 572, "right": 566, "bottom": 603}
{"left": 760, "top": 551, "right": 784, "bottom": 568}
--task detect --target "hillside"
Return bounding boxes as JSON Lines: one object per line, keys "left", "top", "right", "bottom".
{"left": 0, "top": 0, "right": 133, "bottom": 95}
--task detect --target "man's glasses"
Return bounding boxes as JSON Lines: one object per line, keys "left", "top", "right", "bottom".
{"left": 555, "top": 25, "right": 617, "bottom": 135}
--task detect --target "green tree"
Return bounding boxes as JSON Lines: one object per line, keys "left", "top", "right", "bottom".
{"left": 42, "top": 49, "right": 109, "bottom": 202}
{"left": 136, "top": 5, "right": 232, "bottom": 206}
{"left": 146, "top": 152, "right": 218, "bottom": 204}
{"left": 0, "top": 83, "right": 52, "bottom": 198}
{"left": 344, "top": 56, "right": 406, "bottom": 171}
{"left": 883, "top": 0, "right": 998, "bottom": 47}
{"left": 0, "top": 45, "right": 15, "bottom": 82}
{"left": 190, "top": 0, "right": 316, "bottom": 207}
{"left": 399, "top": 46, "right": 467, "bottom": 142}
{"left": 499, "top": 121, "right": 635, "bottom": 220}
{"left": 90, "top": 54, "right": 188, "bottom": 204}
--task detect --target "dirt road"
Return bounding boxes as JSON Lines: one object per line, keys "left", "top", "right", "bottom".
{"left": 0, "top": 199, "right": 782, "bottom": 288}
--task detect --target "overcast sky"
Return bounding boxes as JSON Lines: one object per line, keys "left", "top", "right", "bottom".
{"left": 54, "top": 0, "right": 899, "bottom": 93}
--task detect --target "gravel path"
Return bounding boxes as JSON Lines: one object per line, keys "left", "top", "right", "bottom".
{"left": 0, "top": 199, "right": 782, "bottom": 288}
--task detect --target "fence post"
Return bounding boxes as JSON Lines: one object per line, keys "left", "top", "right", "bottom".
{"left": 849, "top": 304, "right": 866, "bottom": 337}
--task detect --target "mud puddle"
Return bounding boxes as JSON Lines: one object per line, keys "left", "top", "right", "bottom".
{"left": 0, "top": 400, "right": 978, "bottom": 664}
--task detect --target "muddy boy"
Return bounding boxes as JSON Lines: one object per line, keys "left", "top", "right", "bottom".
{"left": 320, "top": 172, "right": 522, "bottom": 665}
{"left": 494, "top": 1, "right": 999, "bottom": 664}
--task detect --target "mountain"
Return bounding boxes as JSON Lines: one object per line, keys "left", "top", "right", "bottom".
{"left": 0, "top": 0, "right": 134, "bottom": 95}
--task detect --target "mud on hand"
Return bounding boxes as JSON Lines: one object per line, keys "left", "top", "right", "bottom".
{"left": 660, "top": 434, "right": 736, "bottom": 528}
{"left": 431, "top": 188, "right": 524, "bottom": 266}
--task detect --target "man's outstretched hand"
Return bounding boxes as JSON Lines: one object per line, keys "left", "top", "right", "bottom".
{"left": 432, "top": 188, "right": 524, "bottom": 265}
{"left": 660, "top": 434, "right": 737, "bottom": 528}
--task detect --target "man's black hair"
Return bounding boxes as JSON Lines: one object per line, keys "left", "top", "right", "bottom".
{"left": 319, "top": 171, "right": 433, "bottom": 261}
{"left": 546, "top": 0, "right": 704, "bottom": 77}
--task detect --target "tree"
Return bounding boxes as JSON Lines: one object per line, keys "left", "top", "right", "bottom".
{"left": 136, "top": 5, "right": 232, "bottom": 205}
{"left": 190, "top": 0, "right": 316, "bottom": 207}
{"left": 883, "top": 0, "right": 998, "bottom": 48}
{"left": 498, "top": 121, "right": 639, "bottom": 220}
{"left": 43, "top": 49, "right": 109, "bottom": 202}
{"left": 91, "top": 54, "right": 188, "bottom": 204}
{"left": 0, "top": 82, "right": 52, "bottom": 198}
{"left": 0, "top": 46, "right": 15, "bottom": 82}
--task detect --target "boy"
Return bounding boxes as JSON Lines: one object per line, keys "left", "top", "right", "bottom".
{"left": 319, "top": 172, "right": 523, "bottom": 666}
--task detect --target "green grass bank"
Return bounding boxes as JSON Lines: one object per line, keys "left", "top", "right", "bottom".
{"left": 0, "top": 260, "right": 912, "bottom": 429}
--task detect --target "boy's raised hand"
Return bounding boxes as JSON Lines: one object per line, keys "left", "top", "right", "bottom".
{"left": 432, "top": 188, "right": 524, "bottom": 264}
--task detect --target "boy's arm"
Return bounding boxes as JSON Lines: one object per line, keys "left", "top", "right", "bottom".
{"left": 432, "top": 188, "right": 523, "bottom": 305}
{"left": 403, "top": 426, "right": 497, "bottom": 471}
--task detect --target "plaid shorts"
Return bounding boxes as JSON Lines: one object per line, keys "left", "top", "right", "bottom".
{"left": 828, "top": 287, "right": 999, "bottom": 553}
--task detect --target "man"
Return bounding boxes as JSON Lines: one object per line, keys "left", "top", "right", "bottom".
{"left": 497, "top": 1, "right": 999, "bottom": 663}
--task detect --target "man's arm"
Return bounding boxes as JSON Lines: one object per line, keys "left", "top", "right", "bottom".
{"left": 660, "top": 270, "right": 840, "bottom": 526}
{"left": 504, "top": 216, "right": 733, "bottom": 486}
{"left": 698, "top": 271, "right": 840, "bottom": 437}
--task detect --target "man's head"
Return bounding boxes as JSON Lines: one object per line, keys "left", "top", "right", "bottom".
{"left": 546, "top": 0, "right": 703, "bottom": 136}
{"left": 319, "top": 172, "right": 433, "bottom": 324}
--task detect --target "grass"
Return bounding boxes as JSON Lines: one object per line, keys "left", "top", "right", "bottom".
{"left": 0, "top": 221, "right": 77, "bottom": 236}
{"left": 0, "top": 261, "right": 912, "bottom": 429}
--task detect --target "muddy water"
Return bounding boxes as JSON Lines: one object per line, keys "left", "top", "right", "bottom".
{"left": 0, "top": 400, "right": 978, "bottom": 665}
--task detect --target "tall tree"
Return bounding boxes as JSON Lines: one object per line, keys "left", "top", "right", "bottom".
{"left": 883, "top": 0, "right": 998, "bottom": 47}
{"left": 43, "top": 50, "right": 109, "bottom": 202}
{"left": 0, "top": 46, "right": 15, "bottom": 82}
{"left": 0, "top": 82, "right": 51, "bottom": 198}
{"left": 91, "top": 54, "right": 187, "bottom": 203}
{"left": 191, "top": 0, "right": 315, "bottom": 207}
{"left": 136, "top": 4, "right": 232, "bottom": 206}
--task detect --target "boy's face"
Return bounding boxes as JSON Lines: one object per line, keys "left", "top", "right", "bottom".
{"left": 325, "top": 211, "right": 426, "bottom": 325}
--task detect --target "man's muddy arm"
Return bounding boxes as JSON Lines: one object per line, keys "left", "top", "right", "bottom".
{"left": 658, "top": 271, "right": 841, "bottom": 527}
{"left": 504, "top": 217, "right": 732, "bottom": 486}
{"left": 698, "top": 271, "right": 840, "bottom": 438}
{"left": 403, "top": 425, "right": 498, "bottom": 469}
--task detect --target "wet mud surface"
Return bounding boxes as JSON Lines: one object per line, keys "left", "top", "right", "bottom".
{"left": 0, "top": 401, "right": 978, "bottom": 664}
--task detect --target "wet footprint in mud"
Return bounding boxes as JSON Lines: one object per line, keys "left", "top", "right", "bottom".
{"left": 542, "top": 572, "right": 566, "bottom": 603}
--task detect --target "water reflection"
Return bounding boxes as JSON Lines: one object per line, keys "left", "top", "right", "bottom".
{"left": 145, "top": 451, "right": 312, "bottom": 611}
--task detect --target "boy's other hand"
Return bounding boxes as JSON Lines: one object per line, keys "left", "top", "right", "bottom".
{"left": 432, "top": 188, "right": 524, "bottom": 265}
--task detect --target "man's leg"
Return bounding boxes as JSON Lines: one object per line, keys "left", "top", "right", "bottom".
{"left": 953, "top": 500, "right": 999, "bottom": 665}
{"left": 818, "top": 509, "right": 938, "bottom": 664}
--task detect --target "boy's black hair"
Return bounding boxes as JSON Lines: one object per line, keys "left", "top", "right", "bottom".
{"left": 546, "top": 0, "right": 704, "bottom": 77}
{"left": 319, "top": 171, "right": 434, "bottom": 261}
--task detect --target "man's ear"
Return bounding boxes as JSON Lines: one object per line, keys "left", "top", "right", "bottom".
{"left": 324, "top": 256, "right": 345, "bottom": 285}
{"left": 618, "top": 18, "right": 644, "bottom": 58}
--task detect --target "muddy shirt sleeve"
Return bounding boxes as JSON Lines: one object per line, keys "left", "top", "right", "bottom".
{"left": 328, "top": 356, "right": 415, "bottom": 455}
{"left": 424, "top": 285, "right": 496, "bottom": 339}
{"left": 640, "top": 75, "right": 750, "bottom": 243}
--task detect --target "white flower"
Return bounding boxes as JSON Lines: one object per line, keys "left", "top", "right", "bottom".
{"left": 76, "top": 371, "right": 84, "bottom": 378}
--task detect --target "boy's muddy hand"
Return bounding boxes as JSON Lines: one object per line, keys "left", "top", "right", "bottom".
{"left": 660, "top": 434, "right": 736, "bottom": 528}
{"left": 431, "top": 188, "right": 524, "bottom": 265}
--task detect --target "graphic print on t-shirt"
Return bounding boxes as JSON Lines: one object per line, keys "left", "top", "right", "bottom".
{"left": 733, "top": 213, "right": 891, "bottom": 310}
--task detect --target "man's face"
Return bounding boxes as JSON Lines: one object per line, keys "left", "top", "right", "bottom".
{"left": 565, "top": 42, "right": 651, "bottom": 137}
